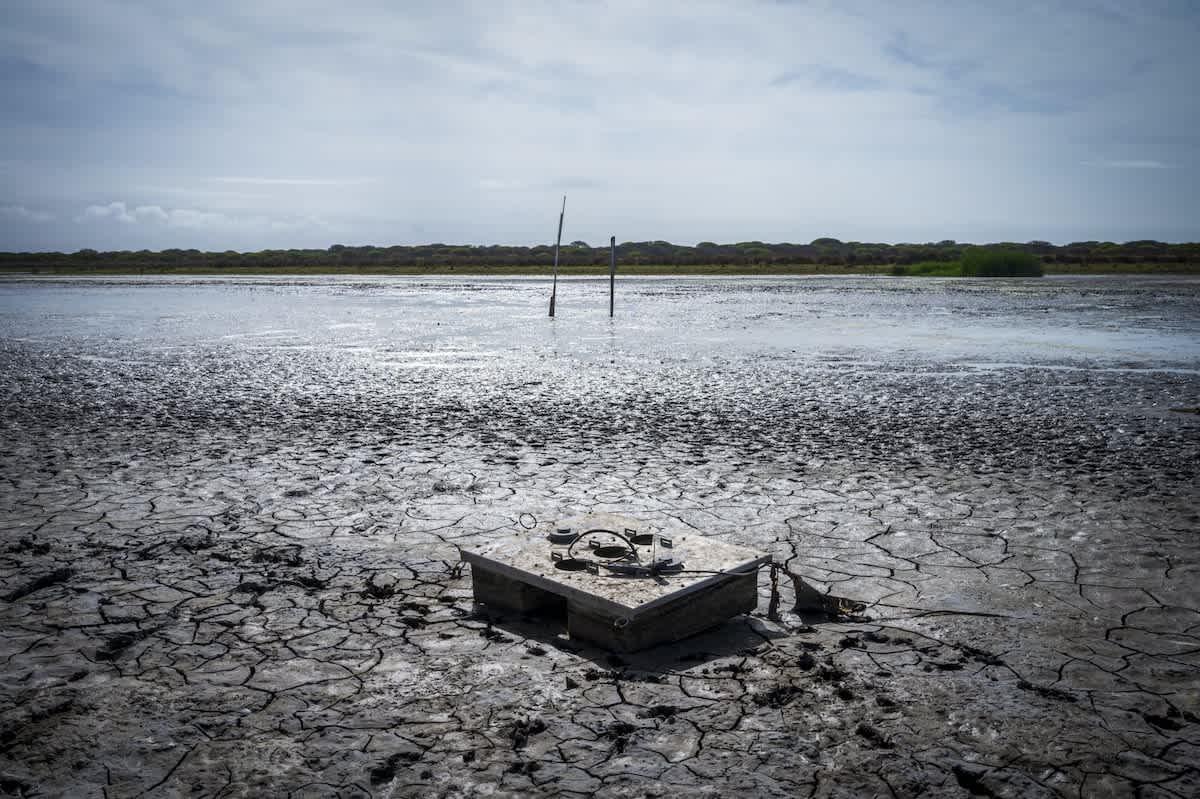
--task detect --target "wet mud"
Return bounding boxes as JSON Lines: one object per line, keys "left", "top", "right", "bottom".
{"left": 1, "top": 276, "right": 1198, "bottom": 797}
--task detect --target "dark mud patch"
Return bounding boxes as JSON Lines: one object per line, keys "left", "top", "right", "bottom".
{"left": 3, "top": 568, "right": 73, "bottom": 603}
{"left": 369, "top": 751, "right": 421, "bottom": 785}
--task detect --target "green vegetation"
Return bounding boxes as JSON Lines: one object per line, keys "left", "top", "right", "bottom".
{"left": 890, "top": 248, "right": 1045, "bottom": 278}
{"left": 0, "top": 239, "right": 1196, "bottom": 275}
{"left": 890, "top": 261, "right": 963, "bottom": 277}
{"left": 960, "top": 247, "right": 1044, "bottom": 277}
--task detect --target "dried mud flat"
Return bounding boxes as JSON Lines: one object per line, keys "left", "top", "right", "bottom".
{"left": 1, "top": 276, "right": 1198, "bottom": 798}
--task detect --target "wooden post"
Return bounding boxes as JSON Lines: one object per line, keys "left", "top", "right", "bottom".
{"left": 549, "top": 196, "right": 565, "bottom": 317}
{"left": 609, "top": 235, "right": 616, "bottom": 317}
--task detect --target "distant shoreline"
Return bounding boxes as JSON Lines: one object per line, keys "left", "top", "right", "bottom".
{"left": 2, "top": 262, "right": 1198, "bottom": 277}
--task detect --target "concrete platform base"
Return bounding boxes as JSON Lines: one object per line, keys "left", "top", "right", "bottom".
{"left": 461, "top": 513, "right": 770, "bottom": 652}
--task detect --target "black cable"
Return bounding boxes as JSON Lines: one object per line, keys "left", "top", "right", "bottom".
{"left": 553, "top": 529, "right": 769, "bottom": 581}
{"left": 669, "top": 566, "right": 762, "bottom": 576}
{"left": 565, "top": 528, "right": 641, "bottom": 563}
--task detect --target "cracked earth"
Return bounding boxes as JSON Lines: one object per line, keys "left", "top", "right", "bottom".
{"left": 0, "top": 275, "right": 1198, "bottom": 798}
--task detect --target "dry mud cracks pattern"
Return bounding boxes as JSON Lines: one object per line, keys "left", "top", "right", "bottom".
{"left": 0, "top": 342, "right": 1198, "bottom": 798}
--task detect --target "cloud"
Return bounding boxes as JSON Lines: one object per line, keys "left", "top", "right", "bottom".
{"left": 0, "top": 205, "right": 52, "bottom": 223}
{"left": 77, "top": 201, "right": 136, "bottom": 223}
{"left": 211, "top": 177, "right": 379, "bottom": 186}
{"left": 132, "top": 204, "right": 169, "bottom": 222}
{"left": 74, "top": 200, "right": 327, "bottom": 234}
{"left": 75, "top": 201, "right": 167, "bottom": 223}
{"left": 479, "top": 176, "right": 603, "bottom": 192}
{"left": 770, "top": 65, "right": 883, "bottom": 92}
{"left": 478, "top": 178, "right": 523, "bottom": 191}
{"left": 1085, "top": 159, "right": 1169, "bottom": 169}
{"left": 550, "top": 176, "right": 605, "bottom": 191}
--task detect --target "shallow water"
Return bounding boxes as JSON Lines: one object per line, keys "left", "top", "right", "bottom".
{"left": 2, "top": 274, "right": 1197, "bottom": 368}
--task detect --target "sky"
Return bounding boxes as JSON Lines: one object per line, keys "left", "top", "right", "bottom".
{"left": 0, "top": 0, "right": 1198, "bottom": 252}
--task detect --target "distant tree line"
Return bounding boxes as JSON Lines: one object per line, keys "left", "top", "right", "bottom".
{"left": 1, "top": 238, "right": 1197, "bottom": 272}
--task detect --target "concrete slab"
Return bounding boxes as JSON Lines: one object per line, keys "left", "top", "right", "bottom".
{"left": 460, "top": 513, "right": 771, "bottom": 650}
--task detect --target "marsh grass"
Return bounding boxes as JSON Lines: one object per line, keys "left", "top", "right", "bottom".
{"left": 890, "top": 261, "right": 962, "bottom": 277}
{"left": 960, "top": 247, "right": 1044, "bottom": 277}
{"left": 891, "top": 250, "right": 1047, "bottom": 278}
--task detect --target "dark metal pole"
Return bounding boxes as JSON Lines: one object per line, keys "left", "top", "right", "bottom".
{"left": 549, "top": 195, "right": 565, "bottom": 317}
{"left": 609, "top": 235, "right": 616, "bottom": 317}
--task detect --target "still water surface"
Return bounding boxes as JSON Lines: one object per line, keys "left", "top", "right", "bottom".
{"left": 1, "top": 275, "right": 1196, "bottom": 371}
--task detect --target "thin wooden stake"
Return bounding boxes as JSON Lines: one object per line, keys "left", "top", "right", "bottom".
{"left": 609, "top": 235, "right": 616, "bottom": 317}
{"left": 549, "top": 195, "right": 565, "bottom": 317}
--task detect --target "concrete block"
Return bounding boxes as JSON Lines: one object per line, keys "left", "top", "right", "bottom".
{"left": 567, "top": 571, "right": 758, "bottom": 652}
{"left": 460, "top": 513, "right": 771, "bottom": 651}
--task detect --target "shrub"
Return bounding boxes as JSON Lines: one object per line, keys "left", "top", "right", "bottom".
{"left": 909, "top": 261, "right": 962, "bottom": 276}
{"left": 892, "top": 261, "right": 961, "bottom": 276}
{"left": 960, "top": 247, "right": 1043, "bottom": 277}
